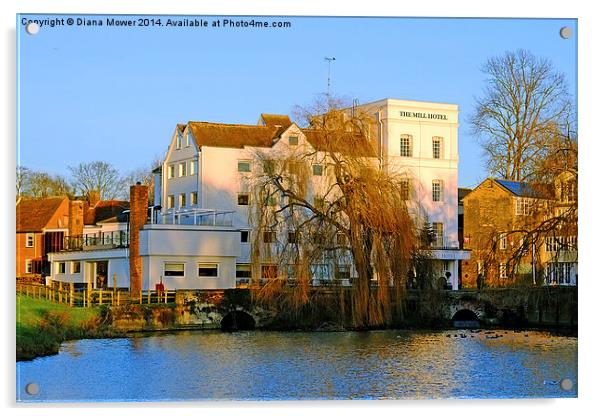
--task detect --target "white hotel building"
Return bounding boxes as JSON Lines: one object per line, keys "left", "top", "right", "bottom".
{"left": 48, "top": 98, "right": 469, "bottom": 291}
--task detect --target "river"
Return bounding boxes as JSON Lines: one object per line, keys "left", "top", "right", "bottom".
{"left": 16, "top": 329, "right": 577, "bottom": 401}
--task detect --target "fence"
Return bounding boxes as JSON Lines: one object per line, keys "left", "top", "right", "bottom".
{"left": 16, "top": 282, "right": 177, "bottom": 307}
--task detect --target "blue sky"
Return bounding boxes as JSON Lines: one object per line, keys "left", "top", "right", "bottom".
{"left": 17, "top": 15, "right": 577, "bottom": 188}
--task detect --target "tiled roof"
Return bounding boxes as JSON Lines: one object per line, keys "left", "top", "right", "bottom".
{"left": 301, "top": 129, "right": 376, "bottom": 157}
{"left": 85, "top": 200, "right": 130, "bottom": 225}
{"left": 260, "top": 114, "right": 292, "bottom": 128}
{"left": 187, "top": 122, "right": 281, "bottom": 149}
{"left": 16, "top": 197, "right": 66, "bottom": 232}
{"left": 494, "top": 179, "right": 547, "bottom": 198}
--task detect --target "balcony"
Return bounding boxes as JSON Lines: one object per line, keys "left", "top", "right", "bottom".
{"left": 158, "top": 208, "right": 234, "bottom": 227}
{"left": 62, "top": 231, "right": 130, "bottom": 252}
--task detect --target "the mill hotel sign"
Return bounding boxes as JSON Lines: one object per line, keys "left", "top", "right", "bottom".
{"left": 399, "top": 111, "right": 448, "bottom": 121}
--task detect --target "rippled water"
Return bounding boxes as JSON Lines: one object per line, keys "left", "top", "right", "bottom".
{"left": 16, "top": 329, "right": 577, "bottom": 401}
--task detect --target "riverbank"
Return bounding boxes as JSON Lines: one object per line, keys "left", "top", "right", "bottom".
{"left": 16, "top": 295, "right": 121, "bottom": 361}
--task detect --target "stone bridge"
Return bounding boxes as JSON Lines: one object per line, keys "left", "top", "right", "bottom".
{"left": 110, "top": 286, "right": 577, "bottom": 332}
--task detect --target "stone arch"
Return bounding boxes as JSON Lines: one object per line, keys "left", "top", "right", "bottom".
{"left": 451, "top": 309, "right": 479, "bottom": 322}
{"left": 220, "top": 310, "right": 256, "bottom": 331}
{"left": 449, "top": 300, "right": 485, "bottom": 320}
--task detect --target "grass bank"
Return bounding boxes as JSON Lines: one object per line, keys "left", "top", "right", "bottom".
{"left": 16, "top": 295, "right": 119, "bottom": 361}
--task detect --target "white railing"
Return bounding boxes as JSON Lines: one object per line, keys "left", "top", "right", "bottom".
{"left": 159, "top": 208, "right": 234, "bottom": 226}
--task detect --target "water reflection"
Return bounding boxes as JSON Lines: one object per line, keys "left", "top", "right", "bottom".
{"left": 16, "top": 329, "right": 577, "bottom": 402}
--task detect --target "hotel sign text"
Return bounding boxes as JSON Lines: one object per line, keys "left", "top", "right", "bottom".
{"left": 400, "top": 111, "right": 448, "bottom": 121}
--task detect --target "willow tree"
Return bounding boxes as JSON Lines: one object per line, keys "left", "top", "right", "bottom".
{"left": 248, "top": 102, "right": 419, "bottom": 328}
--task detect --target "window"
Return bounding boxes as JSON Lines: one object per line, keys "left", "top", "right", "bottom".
{"left": 560, "top": 180, "right": 576, "bottom": 203}
{"left": 263, "top": 231, "right": 276, "bottom": 244}
{"left": 288, "top": 231, "right": 298, "bottom": 244}
{"left": 432, "top": 180, "right": 443, "bottom": 202}
{"left": 432, "top": 222, "right": 444, "bottom": 247}
{"left": 499, "top": 233, "right": 507, "bottom": 250}
{"left": 432, "top": 136, "right": 442, "bottom": 159}
{"left": 237, "top": 160, "right": 251, "bottom": 173}
{"left": 167, "top": 195, "right": 175, "bottom": 209}
{"left": 25, "top": 259, "right": 32, "bottom": 274}
{"left": 261, "top": 264, "right": 278, "bottom": 279}
{"left": 191, "top": 192, "right": 198, "bottom": 205}
{"left": 335, "top": 265, "right": 351, "bottom": 280}
{"left": 241, "top": 230, "right": 250, "bottom": 243}
{"left": 288, "top": 135, "right": 299, "bottom": 146}
{"left": 179, "top": 193, "right": 186, "bottom": 207}
{"left": 168, "top": 165, "right": 175, "bottom": 179}
{"left": 400, "top": 134, "right": 413, "bottom": 157}
{"left": 25, "top": 233, "right": 34, "bottom": 248}
{"left": 545, "top": 236, "right": 577, "bottom": 252}
{"left": 190, "top": 160, "right": 197, "bottom": 175}
{"left": 198, "top": 263, "right": 218, "bottom": 277}
{"left": 499, "top": 263, "right": 507, "bottom": 279}
{"left": 400, "top": 179, "right": 410, "bottom": 201}
{"left": 311, "top": 264, "right": 330, "bottom": 280}
{"left": 164, "top": 263, "right": 185, "bottom": 277}
{"left": 263, "top": 160, "right": 275, "bottom": 175}
{"left": 185, "top": 134, "right": 190, "bottom": 147}
{"left": 57, "top": 262, "right": 66, "bottom": 274}
{"left": 176, "top": 134, "right": 182, "bottom": 149}
{"left": 72, "top": 261, "right": 81, "bottom": 274}
{"left": 336, "top": 232, "right": 348, "bottom": 246}
{"left": 515, "top": 198, "right": 533, "bottom": 216}
{"left": 545, "top": 262, "right": 575, "bottom": 285}
{"left": 238, "top": 193, "right": 250, "bottom": 206}
{"left": 236, "top": 264, "right": 252, "bottom": 278}
{"left": 178, "top": 162, "right": 187, "bottom": 177}
{"left": 312, "top": 164, "right": 323, "bottom": 176}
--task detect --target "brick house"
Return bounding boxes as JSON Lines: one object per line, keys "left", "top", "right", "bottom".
{"left": 16, "top": 197, "right": 83, "bottom": 280}
{"left": 462, "top": 177, "right": 577, "bottom": 288}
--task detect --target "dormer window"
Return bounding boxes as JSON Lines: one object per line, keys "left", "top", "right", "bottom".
{"left": 176, "top": 134, "right": 182, "bottom": 150}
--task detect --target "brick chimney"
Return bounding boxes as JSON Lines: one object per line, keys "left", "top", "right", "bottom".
{"left": 68, "top": 200, "right": 84, "bottom": 237}
{"left": 88, "top": 190, "right": 100, "bottom": 207}
{"left": 129, "top": 183, "right": 148, "bottom": 294}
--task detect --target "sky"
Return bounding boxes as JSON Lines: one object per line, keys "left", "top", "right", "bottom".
{"left": 17, "top": 15, "right": 577, "bottom": 189}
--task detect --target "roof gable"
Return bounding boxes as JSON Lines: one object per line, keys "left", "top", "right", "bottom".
{"left": 494, "top": 179, "right": 547, "bottom": 198}
{"left": 16, "top": 197, "right": 67, "bottom": 232}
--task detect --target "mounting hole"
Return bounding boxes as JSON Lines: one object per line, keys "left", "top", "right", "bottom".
{"left": 25, "top": 382, "right": 39, "bottom": 395}
{"left": 560, "top": 378, "right": 573, "bottom": 391}
{"left": 559, "top": 27, "right": 572, "bottom": 39}
{"left": 25, "top": 22, "right": 40, "bottom": 35}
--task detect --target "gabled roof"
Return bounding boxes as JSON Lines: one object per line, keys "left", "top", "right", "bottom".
{"left": 494, "top": 179, "right": 547, "bottom": 198}
{"left": 16, "top": 197, "right": 66, "bottom": 232}
{"left": 85, "top": 200, "right": 130, "bottom": 225}
{"left": 187, "top": 122, "right": 282, "bottom": 149}
{"left": 260, "top": 114, "right": 292, "bottom": 128}
{"left": 301, "top": 129, "right": 376, "bottom": 157}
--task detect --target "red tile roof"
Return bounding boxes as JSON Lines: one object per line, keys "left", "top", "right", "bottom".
{"left": 84, "top": 200, "right": 130, "bottom": 225}
{"left": 301, "top": 129, "right": 376, "bottom": 157}
{"left": 16, "top": 197, "right": 66, "bottom": 232}
{"left": 260, "top": 114, "right": 292, "bottom": 128}
{"left": 188, "top": 122, "right": 281, "bottom": 149}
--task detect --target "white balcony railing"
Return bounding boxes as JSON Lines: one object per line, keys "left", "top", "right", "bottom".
{"left": 159, "top": 208, "right": 234, "bottom": 227}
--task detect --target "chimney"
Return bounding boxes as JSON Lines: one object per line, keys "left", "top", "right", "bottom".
{"left": 68, "top": 200, "right": 84, "bottom": 237}
{"left": 129, "top": 183, "right": 148, "bottom": 294}
{"left": 88, "top": 190, "right": 101, "bottom": 207}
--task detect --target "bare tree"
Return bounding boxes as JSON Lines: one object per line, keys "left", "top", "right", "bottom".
{"left": 18, "top": 168, "right": 73, "bottom": 199}
{"left": 16, "top": 166, "right": 30, "bottom": 199}
{"left": 471, "top": 49, "right": 572, "bottom": 181}
{"left": 69, "top": 161, "right": 125, "bottom": 201}
{"left": 248, "top": 100, "right": 420, "bottom": 328}
{"left": 122, "top": 156, "right": 162, "bottom": 202}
